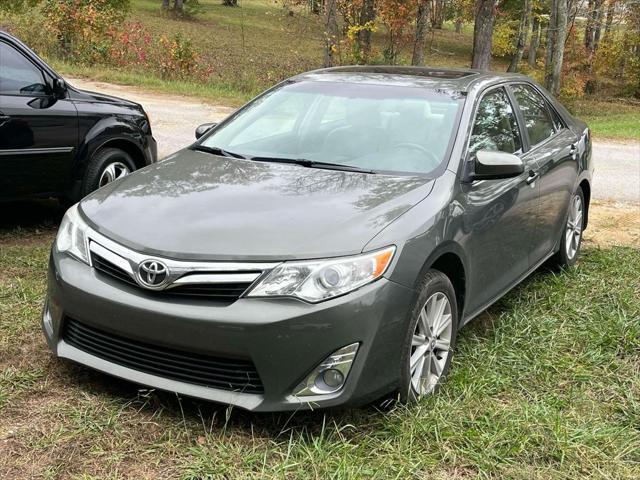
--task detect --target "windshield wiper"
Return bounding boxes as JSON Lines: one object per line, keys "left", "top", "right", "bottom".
{"left": 191, "top": 145, "right": 246, "bottom": 159}
{"left": 249, "top": 156, "right": 376, "bottom": 174}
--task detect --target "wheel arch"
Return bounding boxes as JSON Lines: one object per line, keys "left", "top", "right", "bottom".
{"left": 416, "top": 242, "right": 468, "bottom": 322}
{"left": 578, "top": 178, "right": 591, "bottom": 230}
{"left": 92, "top": 138, "right": 146, "bottom": 170}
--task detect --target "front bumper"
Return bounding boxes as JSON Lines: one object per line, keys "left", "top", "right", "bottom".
{"left": 44, "top": 251, "right": 415, "bottom": 411}
{"left": 144, "top": 134, "right": 158, "bottom": 164}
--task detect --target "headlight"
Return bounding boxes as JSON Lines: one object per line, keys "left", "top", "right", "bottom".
{"left": 56, "top": 204, "right": 90, "bottom": 264}
{"left": 247, "top": 246, "right": 395, "bottom": 303}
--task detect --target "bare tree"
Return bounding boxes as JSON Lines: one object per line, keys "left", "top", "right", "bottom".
{"left": 323, "top": 0, "right": 339, "bottom": 67}
{"left": 508, "top": 0, "right": 532, "bottom": 72}
{"left": 471, "top": 0, "right": 496, "bottom": 70}
{"left": 412, "top": 0, "right": 431, "bottom": 65}
{"left": 528, "top": 15, "right": 541, "bottom": 67}
{"left": 544, "top": 0, "right": 568, "bottom": 95}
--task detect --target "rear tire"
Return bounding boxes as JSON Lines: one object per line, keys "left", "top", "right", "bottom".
{"left": 550, "top": 187, "right": 585, "bottom": 269}
{"left": 399, "top": 269, "right": 458, "bottom": 403}
{"left": 81, "top": 148, "right": 136, "bottom": 197}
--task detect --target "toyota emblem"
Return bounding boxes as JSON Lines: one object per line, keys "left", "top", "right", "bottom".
{"left": 138, "top": 260, "right": 169, "bottom": 288}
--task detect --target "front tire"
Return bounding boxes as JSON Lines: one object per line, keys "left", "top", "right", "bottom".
{"left": 399, "top": 270, "right": 458, "bottom": 403}
{"left": 550, "top": 187, "right": 585, "bottom": 269}
{"left": 82, "top": 148, "right": 136, "bottom": 197}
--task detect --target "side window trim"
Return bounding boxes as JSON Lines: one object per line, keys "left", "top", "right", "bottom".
{"left": 0, "top": 40, "right": 50, "bottom": 98}
{"left": 464, "top": 83, "right": 523, "bottom": 159}
{"left": 509, "top": 82, "right": 565, "bottom": 152}
{"left": 505, "top": 84, "right": 531, "bottom": 152}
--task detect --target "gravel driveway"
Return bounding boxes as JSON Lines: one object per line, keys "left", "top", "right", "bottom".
{"left": 70, "top": 78, "right": 639, "bottom": 204}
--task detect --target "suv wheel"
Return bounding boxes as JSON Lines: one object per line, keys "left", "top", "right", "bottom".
{"left": 400, "top": 270, "right": 458, "bottom": 403}
{"left": 82, "top": 148, "right": 136, "bottom": 196}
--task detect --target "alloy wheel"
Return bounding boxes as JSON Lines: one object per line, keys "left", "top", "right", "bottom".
{"left": 98, "top": 161, "right": 131, "bottom": 188}
{"left": 409, "top": 291, "right": 453, "bottom": 396}
{"left": 565, "top": 193, "right": 583, "bottom": 260}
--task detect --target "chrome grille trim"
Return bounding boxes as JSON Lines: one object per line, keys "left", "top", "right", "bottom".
{"left": 86, "top": 228, "right": 279, "bottom": 273}
{"left": 85, "top": 228, "right": 279, "bottom": 298}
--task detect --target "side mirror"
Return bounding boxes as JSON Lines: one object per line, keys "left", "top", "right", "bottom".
{"left": 53, "top": 78, "right": 67, "bottom": 99}
{"left": 195, "top": 123, "right": 217, "bottom": 139}
{"left": 470, "top": 150, "right": 524, "bottom": 181}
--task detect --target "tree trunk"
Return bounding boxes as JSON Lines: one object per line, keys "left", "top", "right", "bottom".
{"left": 455, "top": 18, "right": 463, "bottom": 33}
{"left": 310, "top": 0, "right": 321, "bottom": 15}
{"left": 585, "top": 0, "right": 604, "bottom": 53}
{"left": 528, "top": 16, "right": 540, "bottom": 67}
{"left": 162, "top": 0, "right": 170, "bottom": 10}
{"left": 323, "top": 0, "right": 339, "bottom": 67}
{"left": 174, "top": 0, "right": 183, "bottom": 13}
{"left": 585, "top": 0, "right": 595, "bottom": 51}
{"left": 585, "top": 0, "right": 605, "bottom": 93}
{"left": 544, "top": 0, "right": 568, "bottom": 95}
{"left": 508, "top": 0, "right": 531, "bottom": 72}
{"left": 357, "top": 0, "right": 375, "bottom": 62}
{"left": 471, "top": 0, "right": 496, "bottom": 70}
{"left": 593, "top": 1, "right": 604, "bottom": 51}
{"left": 431, "top": 0, "right": 444, "bottom": 29}
{"left": 222, "top": 0, "right": 238, "bottom": 6}
{"left": 412, "top": 0, "right": 430, "bottom": 65}
{"left": 603, "top": 0, "right": 615, "bottom": 41}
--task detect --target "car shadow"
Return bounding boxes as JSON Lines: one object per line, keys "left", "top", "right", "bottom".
{"left": 0, "top": 199, "right": 64, "bottom": 232}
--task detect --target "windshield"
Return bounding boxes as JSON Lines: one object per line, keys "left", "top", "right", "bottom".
{"left": 200, "top": 80, "right": 463, "bottom": 175}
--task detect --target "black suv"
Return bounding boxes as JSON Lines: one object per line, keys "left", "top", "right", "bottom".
{"left": 0, "top": 31, "right": 157, "bottom": 202}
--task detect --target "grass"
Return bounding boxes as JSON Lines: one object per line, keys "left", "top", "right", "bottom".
{"left": 50, "top": 60, "right": 254, "bottom": 108}
{"left": 1, "top": 203, "right": 639, "bottom": 478}
{"left": 568, "top": 100, "right": 640, "bottom": 141}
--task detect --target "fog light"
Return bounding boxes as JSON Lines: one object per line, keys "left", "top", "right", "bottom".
{"left": 294, "top": 343, "right": 359, "bottom": 397}
{"left": 320, "top": 368, "right": 344, "bottom": 388}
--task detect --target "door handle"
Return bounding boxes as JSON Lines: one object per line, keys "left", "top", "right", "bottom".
{"left": 526, "top": 170, "right": 539, "bottom": 185}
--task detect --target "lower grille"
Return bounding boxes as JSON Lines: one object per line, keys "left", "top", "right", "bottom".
{"left": 63, "top": 317, "right": 264, "bottom": 394}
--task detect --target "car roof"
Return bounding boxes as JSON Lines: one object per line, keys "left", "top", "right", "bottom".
{"left": 292, "top": 65, "right": 532, "bottom": 92}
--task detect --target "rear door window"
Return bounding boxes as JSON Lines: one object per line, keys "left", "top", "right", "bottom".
{"left": 511, "top": 84, "right": 556, "bottom": 146}
{"left": 469, "top": 87, "right": 522, "bottom": 155}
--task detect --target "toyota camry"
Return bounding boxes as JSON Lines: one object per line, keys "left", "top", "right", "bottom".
{"left": 43, "top": 66, "right": 592, "bottom": 411}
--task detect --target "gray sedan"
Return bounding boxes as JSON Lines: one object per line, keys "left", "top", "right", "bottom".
{"left": 43, "top": 66, "right": 593, "bottom": 411}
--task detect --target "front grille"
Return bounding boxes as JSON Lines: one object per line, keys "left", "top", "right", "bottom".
{"left": 91, "top": 253, "right": 138, "bottom": 288}
{"left": 90, "top": 252, "right": 255, "bottom": 302}
{"left": 168, "top": 283, "right": 253, "bottom": 298}
{"left": 63, "top": 317, "right": 264, "bottom": 394}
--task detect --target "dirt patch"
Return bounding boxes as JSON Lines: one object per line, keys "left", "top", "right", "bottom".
{"left": 583, "top": 200, "right": 640, "bottom": 248}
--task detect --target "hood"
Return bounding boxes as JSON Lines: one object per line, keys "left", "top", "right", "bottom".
{"left": 80, "top": 150, "right": 435, "bottom": 260}
{"left": 69, "top": 86, "right": 142, "bottom": 110}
